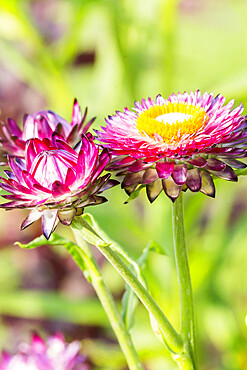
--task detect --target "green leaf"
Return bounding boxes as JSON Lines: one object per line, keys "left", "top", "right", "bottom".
{"left": 122, "top": 239, "right": 166, "bottom": 331}
{"left": 122, "top": 284, "right": 139, "bottom": 331}
{"left": 0, "top": 290, "right": 107, "bottom": 326}
{"left": 65, "top": 244, "right": 92, "bottom": 282}
{"left": 235, "top": 168, "right": 247, "bottom": 177}
{"left": 136, "top": 240, "right": 167, "bottom": 272}
{"left": 16, "top": 233, "right": 92, "bottom": 282}
{"left": 16, "top": 233, "right": 72, "bottom": 249}
{"left": 148, "top": 240, "right": 167, "bottom": 254}
{"left": 123, "top": 185, "right": 145, "bottom": 204}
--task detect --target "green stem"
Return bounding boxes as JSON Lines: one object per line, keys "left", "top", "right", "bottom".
{"left": 172, "top": 192, "right": 198, "bottom": 369}
{"left": 72, "top": 216, "right": 183, "bottom": 354}
{"left": 71, "top": 226, "right": 143, "bottom": 370}
{"left": 95, "top": 244, "right": 183, "bottom": 352}
{"left": 83, "top": 213, "right": 146, "bottom": 286}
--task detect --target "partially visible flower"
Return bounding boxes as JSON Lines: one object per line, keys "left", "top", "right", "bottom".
{"left": 0, "top": 99, "right": 95, "bottom": 157}
{"left": 0, "top": 333, "right": 89, "bottom": 370}
{"left": 97, "top": 91, "right": 247, "bottom": 202}
{"left": 0, "top": 133, "right": 118, "bottom": 239}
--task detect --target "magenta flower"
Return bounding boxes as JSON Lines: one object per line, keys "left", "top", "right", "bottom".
{"left": 0, "top": 333, "right": 89, "bottom": 370}
{"left": 0, "top": 99, "right": 95, "bottom": 157}
{"left": 97, "top": 91, "right": 247, "bottom": 202}
{"left": 0, "top": 133, "right": 117, "bottom": 238}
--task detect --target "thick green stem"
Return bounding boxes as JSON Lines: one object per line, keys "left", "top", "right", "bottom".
{"left": 72, "top": 216, "right": 183, "bottom": 353}
{"left": 172, "top": 192, "right": 198, "bottom": 369}
{"left": 95, "top": 243, "right": 183, "bottom": 352}
{"left": 71, "top": 226, "right": 143, "bottom": 370}
{"left": 83, "top": 213, "right": 147, "bottom": 286}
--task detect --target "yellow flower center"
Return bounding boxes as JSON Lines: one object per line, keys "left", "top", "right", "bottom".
{"left": 136, "top": 103, "right": 209, "bottom": 143}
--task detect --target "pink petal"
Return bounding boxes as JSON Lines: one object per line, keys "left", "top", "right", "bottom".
{"left": 71, "top": 98, "right": 82, "bottom": 126}
{"left": 156, "top": 162, "right": 174, "bottom": 179}
{"left": 51, "top": 181, "right": 70, "bottom": 197}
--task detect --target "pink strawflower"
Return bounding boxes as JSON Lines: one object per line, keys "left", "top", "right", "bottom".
{"left": 0, "top": 333, "right": 89, "bottom": 370}
{"left": 97, "top": 91, "right": 247, "bottom": 202}
{"left": 0, "top": 99, "right": 95, "bottom": 157}
{"left": 0, "top": 133, "right": 118, "bottom": 238}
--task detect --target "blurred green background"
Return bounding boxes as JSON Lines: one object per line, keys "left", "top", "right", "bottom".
{"left": 0, "top": 0, "right": 247, "bottom": 369}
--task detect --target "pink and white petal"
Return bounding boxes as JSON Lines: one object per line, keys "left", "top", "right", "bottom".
{"left": 209, "top": 165, "right": 238, "bottom": 182}
{"left": 51, "top": 181, "right": 70, "bottom": 198}
{"left": 98, "top": 178, "right": 119, "bottom": 193}
{"left": 7, "top": 117, "right": 22, "bottom": 136}
{"left": 221, "top": 158, "right": 247, "bottom": 169}
{"left": 172, "top": 164, "right": 187, "bottom": 185}
{"left": 71, "top": 98, "right": 82, "bottom": 126}
{"left": 83, "top": 116, "right": 96, "bottom": 133}
{"left": 21, "top": 209, "right": 43, "bottom": 230}
{"left": 156, "top": 162, "right": 175, "bottom": 179}
{"left": 186, "top": 168, "right": 202, "bottom": 192}
{"left": 42, "top": 209, "right": 58, "bottom": 240}
{"left": 205, "top": 158, "right": 226, "bottom": 171}
{"left": 65, "top": 168, "right": 77, "bottom": 187}
{"left": 37, "top": 117, "right": 53, "bottom": 140}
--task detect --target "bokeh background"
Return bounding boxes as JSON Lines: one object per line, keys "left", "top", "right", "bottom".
{"left": 0, "top": 0, "right": 247, "bottom": 369}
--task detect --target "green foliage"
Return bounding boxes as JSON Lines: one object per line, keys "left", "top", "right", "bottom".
{"left": 122, "top": 239, "right": 166, "bottom": 331}
{"left": 16, "top": 233, "right": 74, "bottom": 249}
{"left": 124, "top": 185, "right": 146, "bottom": 204}
{"left": 0, "top": 290, "right": 107, "bottom": 326}
{"left": 0, "top": 0, "right": 247, "bottom": 368}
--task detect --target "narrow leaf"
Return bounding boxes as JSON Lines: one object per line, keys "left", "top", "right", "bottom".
{"left": 122, "top": 285, "right": 139, "bottom": 331}
{"left": 122, "top": 239, "right": 167, "bottom": 331}
{"left": 15, "top": 233, "right": 68, "bottom": 249}
{"left": 124, "top": 184, "right": 145, "bottom": 204}
{"left": 16, "top": 233, "right": 91, "bottom": 282}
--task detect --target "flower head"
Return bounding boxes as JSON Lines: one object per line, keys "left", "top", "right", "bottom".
{"left": 97, "top": 91, "right": 247, "bottom": 202}
{"left": 0, "top": 99, "right": 95, "bottom": 157}
{"left": 0, "top": 133, "right": 117, "bottom": 238}
{"left": 0, "top": 333, "right": 89, "bottom": 370}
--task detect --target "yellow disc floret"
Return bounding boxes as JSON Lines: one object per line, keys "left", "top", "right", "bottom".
{"left": 136, "top": 103, "right": 208, "bottom": 143}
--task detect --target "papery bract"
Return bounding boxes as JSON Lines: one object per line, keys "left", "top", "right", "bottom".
{"left": 0, "top": 99, "right": 95, "bottom": 157}
{"left": 97, "top": 91, "right": 247, "bottom": 202}
{"left": 0, "top": 133, "right": 118, "bottom": 238}
{"left": 0, "top": 333, "right": 89, "bottom": 370}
